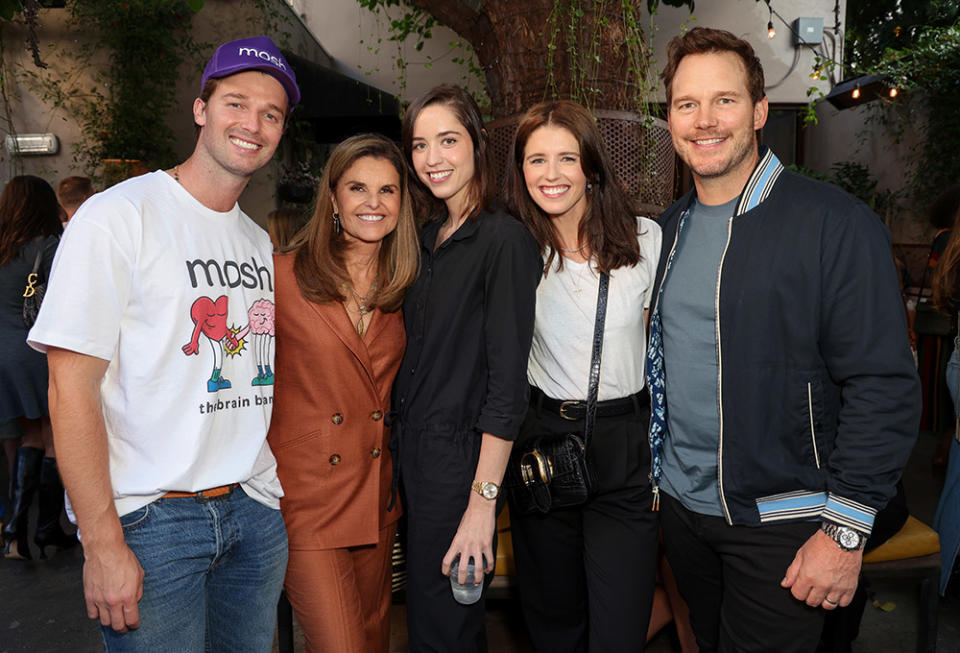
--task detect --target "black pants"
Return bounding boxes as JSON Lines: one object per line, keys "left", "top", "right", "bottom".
{"left": 399, "top": 424, "right": 497, "bottom": 653}
{"left": 660, "top": 492, "right": 824, "bottom": 653}
{"left": 509, "top": 395, "right": 659, "bottom": 653}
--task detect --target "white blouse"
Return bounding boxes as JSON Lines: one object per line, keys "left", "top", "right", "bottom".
{"left": 527, "top": 216, "right": 662, "bottom": 401}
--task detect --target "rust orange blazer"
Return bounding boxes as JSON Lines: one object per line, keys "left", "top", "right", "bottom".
{"left": 268, "top": 253, "right": 403, "bottom": 550}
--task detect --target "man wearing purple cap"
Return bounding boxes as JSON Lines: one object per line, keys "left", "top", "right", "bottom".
{"left": 28, "top": 36, "right": 299, "bottom": 651}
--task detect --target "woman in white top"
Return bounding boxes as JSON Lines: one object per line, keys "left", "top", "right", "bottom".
{"left": 505, "top": 100, "right": 662, "bottom": 652}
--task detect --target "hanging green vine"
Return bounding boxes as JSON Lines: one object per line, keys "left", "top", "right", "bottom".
{"left": 16, "top": 0, "right": 206, "bottom": 184}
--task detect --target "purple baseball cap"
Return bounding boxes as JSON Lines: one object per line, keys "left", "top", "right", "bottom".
{"left": 201, "top": 36, "right": 300, "bottom": 107}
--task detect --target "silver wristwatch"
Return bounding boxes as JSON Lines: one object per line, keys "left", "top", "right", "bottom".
{"left": 820, "top": 522, "right": 867, "bottom": 551}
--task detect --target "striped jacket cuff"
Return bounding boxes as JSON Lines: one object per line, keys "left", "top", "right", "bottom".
{"left": 822, "top": 493, "right": 876, "bottom": 534}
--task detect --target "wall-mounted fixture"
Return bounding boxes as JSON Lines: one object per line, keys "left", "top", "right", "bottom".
{"left": 793, "top": 18, "right": 824, "bottom": 45}
{"left": 4, "top": 133, "right": 59, "bottom": 156}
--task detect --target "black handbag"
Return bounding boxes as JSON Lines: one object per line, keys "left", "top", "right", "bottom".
{"left": 22, "top": 239, "right": 46, "bottom": 329}
{"left": 505, "top": 272, "right": 609, "bottom": 515}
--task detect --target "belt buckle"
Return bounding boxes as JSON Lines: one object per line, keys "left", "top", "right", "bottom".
{"left": 559, "top": 400, "right": 581, "bottom": 421}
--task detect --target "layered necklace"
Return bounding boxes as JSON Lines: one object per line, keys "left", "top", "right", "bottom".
{"left": 347, "top": 282, "right": 378, "bottom": 337}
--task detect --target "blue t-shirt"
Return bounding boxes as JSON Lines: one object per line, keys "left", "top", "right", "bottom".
{"left": 659, "top": 196, "right": 737, "bottom": 516}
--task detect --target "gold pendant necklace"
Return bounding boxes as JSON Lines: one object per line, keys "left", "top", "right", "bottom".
{"left": 348, "top": 282, "right": 377, "bottom": 336}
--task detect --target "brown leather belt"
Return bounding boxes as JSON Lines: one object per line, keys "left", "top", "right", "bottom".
{"left": 162, "top": 483, "right": 239, "bottom": 501}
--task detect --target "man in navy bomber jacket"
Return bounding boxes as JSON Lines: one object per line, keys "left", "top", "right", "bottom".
{"left": 646, "top": 27, "right": 921, "bottom": 653}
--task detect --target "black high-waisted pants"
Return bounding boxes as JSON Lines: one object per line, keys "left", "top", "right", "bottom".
{"left": 509, "top": 389, "right": 659, "bottom": 653}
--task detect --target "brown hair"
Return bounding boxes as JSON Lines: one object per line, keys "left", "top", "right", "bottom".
{"left": 0, "top": 175, "right": 62, "bottom": 265}
{"left": 401, "top": 84, "right": 494, "bottom": 224}
{"left": 56, "top": 176, "right": 93, "bottom": 209}
{"left": 930, "top": 184, "right": 960, "bottom": 312}
{"left": 267, "top": 207, "right": 308, "bottom": 251}
{"left": 286, "top": 133, "right": 419, "bottom": 313}
{"left": 661, "top": 27, "right": 766, "bottom": 107}
{"left": 505, "top": 100, "right": 641, "bottom": 275}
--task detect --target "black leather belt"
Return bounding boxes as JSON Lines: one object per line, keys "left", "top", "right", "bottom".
{"left": 530, "top": 386, "right": 649, "bottom": 421}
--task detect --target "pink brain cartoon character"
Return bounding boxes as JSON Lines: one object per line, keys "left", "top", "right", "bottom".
{"left": 246, "top": 299, "right": 275, "bottom": 386}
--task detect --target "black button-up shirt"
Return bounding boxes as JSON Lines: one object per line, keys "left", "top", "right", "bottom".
{"left": 394, "top": 206, "right": 542, "bottom": 441}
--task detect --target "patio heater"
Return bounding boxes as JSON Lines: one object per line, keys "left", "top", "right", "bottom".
{"left": 825, "top": 75, "right": 899, "bottom": 110}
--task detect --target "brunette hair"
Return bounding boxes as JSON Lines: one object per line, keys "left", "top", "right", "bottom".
{"left": 660, "top": 27, "right": 766, "bottom": 107}
{"left": 930, "top": 184, "right": 960, "bottom": 312}
{"left": 505, "top": 100, "right": 641, "bottom": 275}
{"left": 0, "top": 175, "right": 62, "bottom": 266}
{"left": 286, "top": 133, "right": 419, "bottom": 313}
{"left": 401, "top": 84, "right": 494, "bottom": 223}
{"left": 267, "top": 207, "right": 308, "bottom": 251}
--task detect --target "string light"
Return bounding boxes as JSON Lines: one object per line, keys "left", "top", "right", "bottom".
{"left": 889, "top": 87, "right": 899, "bottom": 98}
{"left": 852, "top": 85, "right": 861, "bottom": 99}
{"left": 766, "top": 1, "right": 775, "bottom": 38}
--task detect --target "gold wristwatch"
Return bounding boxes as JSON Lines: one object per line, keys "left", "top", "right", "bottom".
{"left": 471, "top": 480, "right": 500, "bottom": 500}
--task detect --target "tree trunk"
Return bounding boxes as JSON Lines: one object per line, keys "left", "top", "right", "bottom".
{"left": 407, "top": 0, "right": 652, "bottom": 119}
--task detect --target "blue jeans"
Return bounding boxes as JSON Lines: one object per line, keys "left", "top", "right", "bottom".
{"left": 947, "top": 343, "right": 960, "bottom": 414}
{"left": 100, "top": 488, "right": 288, "bottom": 652}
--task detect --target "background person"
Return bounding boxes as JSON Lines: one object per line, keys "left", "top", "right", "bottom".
{"left": 0, "top": 175, "right": 71, "bottom": 561}
{"left": 394, "top": 84, "right": 542, "bottom": 652}
{"left": 268, "top": 133, "right": 419, "bottom": 653}
{"left": 930, "top": 183, "right": 960, "bottom": 597}
{"left": 267, "top": 206, "right": 309, "bottom": 251}
{"left": 915, "top": 186, "right": 960, "bottom": 467}
{"left": 504, "top": 99, "right": 661, "bottom": 652}
{"left": 55, "top": 176, "right": 93, "bottom": 225}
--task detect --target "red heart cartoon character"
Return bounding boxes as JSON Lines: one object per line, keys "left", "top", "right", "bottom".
{"left": 183, "top": 295, "right": 236, "bottom": 392}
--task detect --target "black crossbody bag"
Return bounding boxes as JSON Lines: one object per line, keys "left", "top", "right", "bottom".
{"left": 505, "top": 272, "right": 609, "bottom": 514}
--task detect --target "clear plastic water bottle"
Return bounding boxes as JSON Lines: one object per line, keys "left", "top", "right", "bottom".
{"left": 449, "top": 556, "right": 483, "bottom": 605}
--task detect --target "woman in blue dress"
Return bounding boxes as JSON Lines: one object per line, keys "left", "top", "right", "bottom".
{"left": 0, "top": 175, "right": 74, "bottom": 560}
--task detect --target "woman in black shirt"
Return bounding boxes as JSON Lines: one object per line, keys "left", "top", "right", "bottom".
{"left": 394, "top": 85, "right": 541, "bottom": 651}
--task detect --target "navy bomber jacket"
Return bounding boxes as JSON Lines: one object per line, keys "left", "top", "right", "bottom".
{"left": 646, "top": 147, "right": 920, "bottom": 534}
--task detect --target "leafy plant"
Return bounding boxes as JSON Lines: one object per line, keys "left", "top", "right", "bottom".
{"left": 15, "top": 0, "right": 205, "bottom": 184}
{"left": 867, "top": 18, "right": 960, "bottom": 202}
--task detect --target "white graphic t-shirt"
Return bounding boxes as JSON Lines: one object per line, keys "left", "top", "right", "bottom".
{"left": 29, "top": 171, "right": 282, "bottom": 519}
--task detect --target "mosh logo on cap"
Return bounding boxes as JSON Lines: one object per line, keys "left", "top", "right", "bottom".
{"left": 237, "top": 47, "right": 287, "bottom": 71}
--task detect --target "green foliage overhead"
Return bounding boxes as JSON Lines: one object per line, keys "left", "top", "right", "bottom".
{"left": 0, "top": 0, "right": 21, "bottom": 21}
{"left": 845, "top": 0, "right": 959, "bottom": 75}
{"left": 870, "top": 18, "right": 960, "bottom": 200}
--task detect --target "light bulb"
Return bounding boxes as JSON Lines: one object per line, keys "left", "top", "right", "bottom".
{"left": 852, "top": 86, "right": 861, "bottom": 99}
{"left": 889, "top": 87, "right": 898, "bottom": 98}
{"left": 767, "top": 21, "right": 776, "bottom": 38}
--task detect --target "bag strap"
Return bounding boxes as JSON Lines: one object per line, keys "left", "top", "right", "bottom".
{"left": 30, "top": 239, "right": 44, "bottom": 275}
{"left": 583, "top": 272, "right": 609, "bottom": 449}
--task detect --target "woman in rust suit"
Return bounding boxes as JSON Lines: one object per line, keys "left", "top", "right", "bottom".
{"left": 268, "top": 134, "right": 420, "bottom": 652}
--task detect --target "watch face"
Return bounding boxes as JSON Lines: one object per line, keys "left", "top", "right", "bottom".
{"left": 838, "top": 528, "right": 861, "bottom": 550}
{"left": 482, "top": 483, "right": 499, "bottom": 499}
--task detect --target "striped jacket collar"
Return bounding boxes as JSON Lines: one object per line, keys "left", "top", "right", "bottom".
{"left": 675, "top": 146, "right": 785, "bottom": 219}
{"left": 734, "top": 146, "right": 784, "bottom": 216}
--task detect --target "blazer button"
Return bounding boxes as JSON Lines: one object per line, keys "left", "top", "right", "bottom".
{"left": 329, "top": 454, "right": 341, "bottom": 465}
{"left": 371, "top": 448, "right": 381, "bottom": 458}
{"left": 371, "top": 410, "right": 383, "bottom": 421}
{"left": 331, "top": 413, "right": 344, "bottom": 425}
